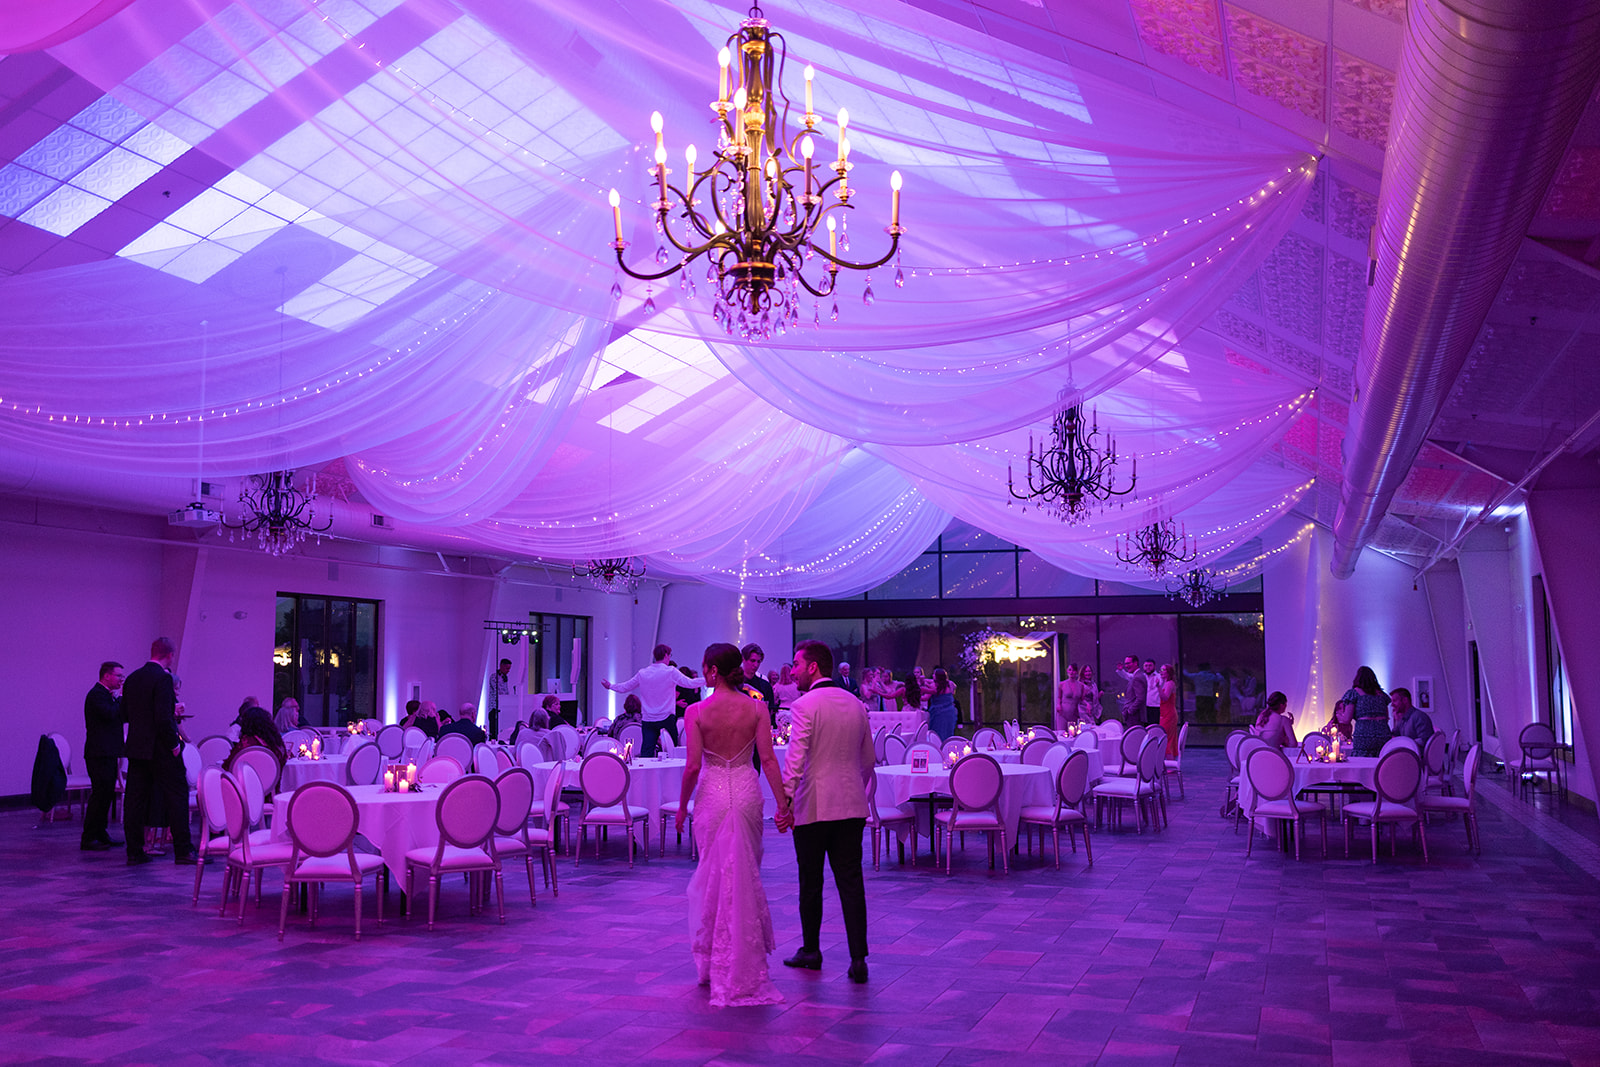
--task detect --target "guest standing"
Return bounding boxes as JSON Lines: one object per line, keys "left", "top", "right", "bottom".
{"left": 926, "top": 668, "right": 958, "bottom": 741}
{"left": 1115, "top": 656, "right": 1145, "bottom": 724}
{"left": 782, "top": 640, "right": 875, "bottom": 983}
{"left": 1056, "top": 664, "right": 1084, "bottom": 731}
{"left": 123, "top": 637, "right": 195, "bottom": 866}
{"left": 1078, "top": 665, "right": 1101, "bottom": 724}
{"left": 604, "top": 643, "right": 705, "bottom": 757}
{"left": 835, "top": 662, "right": 860, "bottom": 696}
{"left": 1159, "top": 664, "right": 1179, "bottom": 757}
{"left": 739, "top": 643, "right": 779, "bottom": 726}
{"left": 1343, "top": 666, "right": 1391, "bottom": 758}
{"left": 488, "top": 657, "right": 515, "bottom": 740}
{"left": 900, "top": 670, "right": 926, "bottom": 737}
{"left": 81, "top": 660, "right": 125, "bottom": 851}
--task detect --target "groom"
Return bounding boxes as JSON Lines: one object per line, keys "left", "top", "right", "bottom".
{"left": 780, "top": 639, "right": 876, "bottom": 983}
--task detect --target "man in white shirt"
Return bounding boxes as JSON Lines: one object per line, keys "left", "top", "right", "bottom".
{"left": 602, "top": 643, "right": 703, "bottom": 757}
{"left": 781, "top": 639, "right": 876, "bottom": 983}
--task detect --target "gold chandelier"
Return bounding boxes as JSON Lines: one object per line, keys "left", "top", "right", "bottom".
{"left": 607, "top": 3, "right": 904, "bottom": 338}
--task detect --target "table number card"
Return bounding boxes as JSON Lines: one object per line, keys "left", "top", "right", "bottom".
{"left": 911, "top": 750, "right": 930, "bottom": 774}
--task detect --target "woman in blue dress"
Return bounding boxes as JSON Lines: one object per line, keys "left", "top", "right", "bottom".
{"left": 1343, "top": 665, "right": 1391, "bottom": 757}
{"left": 926, "top": 667, "right": 959, "bottom": 741}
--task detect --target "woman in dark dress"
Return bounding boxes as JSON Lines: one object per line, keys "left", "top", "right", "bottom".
{"left": 1343, "top": 665, "right": 1391, "bottom": 757}
{"left": 926, "top": 667, "right": 958, "bottom": 741}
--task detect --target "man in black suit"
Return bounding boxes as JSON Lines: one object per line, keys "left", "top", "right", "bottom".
{"left": 81, "top": 660, "right": 125, "bottom": 851}
{"left": 123, "top": 637, "right": 195, "bottom": 865}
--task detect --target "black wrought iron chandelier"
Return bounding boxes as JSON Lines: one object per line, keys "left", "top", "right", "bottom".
{"left": 607, "top": 3, "right": 904, "bottom": 339}
{"left": 574, "top": 557, "right": 647, "bottom": 595}
{"left": 1007, "top": 393, "right": 1137, "bottom": 522}
{"left": 1167, "top": 567, "right": 1225, "bottom": 608}
{"left": 754, "top": 595, "right": 812, "bottom": 611}
{"left": 223, "top": 470, "right": 331, "bottom": 556}
{"left": 1116, "top": 518, "right": 1198, "bottom": 578}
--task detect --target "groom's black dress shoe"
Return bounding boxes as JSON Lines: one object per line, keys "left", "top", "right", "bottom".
{"left": 848, "top": 959, "right": 869, "bottom": 984}
{"left": 783, "top": 950, "right": 823, "bottom": 970}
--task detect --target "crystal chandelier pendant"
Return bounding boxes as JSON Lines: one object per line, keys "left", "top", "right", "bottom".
{"left": 894, "top": 251, "right": 905, "bottom": 289}
{"left": 643, "top": 286, "right": 657, "bottom": 315}
{"left": 840, "top": 216, "right": 850, "bottom": 252}
{"left": 654, "top": 243, "right": 669, "bottom": 265}
{"left": 610, "top": 275, "right": 623, "bottom": 301}
{"left": 830, "top": 299, "right": 840, "bottom": 322}
{"left": 862, "top": 277, "right": 875, "bottom": 306}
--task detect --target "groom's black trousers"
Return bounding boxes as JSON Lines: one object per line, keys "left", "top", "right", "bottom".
{"left": 793, "top": 817, "right": 868, "bottom": 960}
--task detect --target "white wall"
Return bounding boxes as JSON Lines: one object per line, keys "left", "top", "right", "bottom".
{"left": 1264, "top": 526, "right": 1455, "bottom": 739}
{"left": 0, "top": 495, "right": 653, "bottom": 798}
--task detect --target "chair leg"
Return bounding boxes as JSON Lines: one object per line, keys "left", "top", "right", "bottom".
{"left": 1052, "top": 826, "right": 1061, "bottom": 870}
{"left": 526, "top": 855, "right": 536, "bottom": 905}
{"left": 1000, "top": 830, "right": 1009, "bottom": 874}
{"left": 1246, "top": 814, "right": 1256, "bottom": 857}
{"left": 427, "top": 872, "right": 439, "bottom": 931}
{"left": 1417, "top": 817, "right": 1429, "bottom": 863}
{"left": 1082, "top": 822, "right": 1093, "bottom": 865}
{"left": 354, "top": 882, "right": 363, "bottom": 940}
{"left": 1370, "top": 822, "right": 1378, "bottom": 865}
{"left": 495, "top": 869, "right": 506, "bottom": 924}
{"left": 278, "top": 877, "right": 292, "bottom": 941}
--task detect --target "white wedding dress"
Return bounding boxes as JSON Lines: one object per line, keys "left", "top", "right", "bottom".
{"left": 686, "top": 738, "right": 783, "bottom": 1006}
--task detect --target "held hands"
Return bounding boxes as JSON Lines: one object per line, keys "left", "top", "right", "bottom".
{"left": 773, "top": 805, "right": 793, "bottom": 833}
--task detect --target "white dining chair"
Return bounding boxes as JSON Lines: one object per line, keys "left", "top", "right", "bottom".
{"left": 575, "top": 751, "right": 649, "bottom": 866}
{"left": 517, "top": 741, "right": 542, "bottom": 769}
{"left": 934, "top": 753, "right": 1007, "bottom": 874}
{"left": 1420, "top": 744, "right": 1482, "bottom": 854}
{"left": 658, "top": 795, "right": 694, "bottom": 858}
{"left": 1164, "top": 722, "right": 1190, "bottom": 799}
{"left": 883, "top": 734, "right": 909, "bottom": 765}
{"left": 1018, "top": 748, "right": 1092, "bottom": 869}
{"left": 583, "top": 734, "right": 622, "bottom": 757}
{"left": 905, "top": 741, "right": 940, "bottom": 768}
{"left": 523, "top": 762, "right": 561, "bottom": 894}
{"left": 1422, "top": 732, "right": 1450, "bottom": 794}
{"left": 217, "top": 770, "right": 293, "bottom": 924}
{"left": 278, "top": 781, "right": 385, "bottom": 941}
{"left": 1510, "top": 722, "right": 1562, "bottom": 801}
{"left": 418, "top": 755, "right": 463, "bottom": 784}
{"left": 872, "top": 727, "right": 889, "bottom": 765}
{"left": 940, "top": 737, "right": 968, "bottom": 763}
{"left": 1300, "top": 733, "right": 1331, "bottom": 762}
{"left": 1096, "top": 735, "right": 1165, "bottom": 833}
{"left": 1020, "top": 737, "right": 1053, "bottom": 766}
{"left": 1110, "top": 725, "right": 1148, "bottom": 777}
{"left": 865, "top": 768, "right": 916, "bottom": 869}
{"left": 405, "top": 774, "right": 504, "bottom": 930}
{"left": 226, "top": 744, "right": 283, "bottom": 806}
{"left": 345, "top": 741, "right": 381, "bottom": 785}
{"left": 1343, "top": 747, "right": 1428, "bottom": 864}
{"left": 615, "top": 722, "right": 644, "bottom": 753}
{"left": 1243, "top": 745, "right": 1328, "bottom": 860}
{"left": 375, "top": 724, "right": 405, "bottom": 759}
{"left": 191, "top": 766, "right": 236, "bottom": 906}
{"left": 196, "top": 734, "right": 233, "bottom": 770}
{"left": 1222, "top": 729, "right": 1248, "bottom": 817}
{"left": 491, "top": 768, "right": 540, "bottom": 906}
{"left": 434, "top": 732, "right": 474, "bottom": 771}
{"left": 401, "top": 726, "right": 427, "bottom": 758}
{"left": 971, "top": 726, "right": 1003, "bottom": 750}
{"left": 472, "top": 742, "right": 499, "bottom": 774}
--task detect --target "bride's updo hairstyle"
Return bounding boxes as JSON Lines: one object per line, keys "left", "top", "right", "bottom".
{"left": 702, "top": 642, "right": 747, "bottom": 689}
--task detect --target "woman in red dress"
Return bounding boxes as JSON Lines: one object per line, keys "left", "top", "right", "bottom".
{"left": 1159, "top": 664, "right": 1179, "bottom": 757}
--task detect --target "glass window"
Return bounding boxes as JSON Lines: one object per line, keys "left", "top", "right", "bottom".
{"left": 274, "top": 593, "right": 380, "bottom": 726}
{"left": 1018, "top": 553, "right": 1096, "bottom": 597}
{"left": 939, "top": 518, "right": 1013, "bottom": 552}
{"left": 866, "top": 618, "right": 941, "bottom": 681}
{"left": 1096, "top": 577, "right": 1166, "bottom": 597}
{"left": 793, "top": 618, "right": 864, "bottom": 678}
{"left": 1177, "top": 612, "right": 1266, "bottom": 743}
{"left": 866, "top": 553, "right": 939, "bottom": 599}
{"left": 1095, "top": 614, "right": 1178, "bottom": 724}
{"left": 941, "top": 551, "right": 1017, "bottom": 598}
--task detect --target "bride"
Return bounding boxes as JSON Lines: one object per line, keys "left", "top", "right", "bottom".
{"left": 676, "top": 642, "right": 791, "bottom": 1006}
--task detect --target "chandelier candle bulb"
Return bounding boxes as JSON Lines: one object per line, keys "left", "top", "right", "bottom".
{"left": 802, "top": 134, "right": 815, "bottom": 195}
{"left": 804, "top": 64, "right": 815, "bottom": 120}
{"left": 828, "top": 214, "right": 837, "bottom": 256}
{"left": 891, "top": 170, "right": 902, "bottom": 227}
{"left": 609, "top": 188, "right": 623, "bottom": 242}
{"left": 837, "top": 108, "right": 849, "bottom": 161}
{"left": 718, "top": 47, "right": 730, "bottom": 103}
{"left": 650, "top": 110, "right": 663, "bottom": 154}
{"left": 654, "top": 145, "right": 668, "bottom": 202}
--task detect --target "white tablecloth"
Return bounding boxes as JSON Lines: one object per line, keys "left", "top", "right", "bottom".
{"left": 530, "top": 758, "right": 686, "bottom": 826}
{"left": 279, "top": 755, "right": 348, "bottom": 793}
{"left": 875, "top": 762, "right": 1052, "bottom": 846}
{"left": 273, "top": 782, "right": 440, "bottom": 884}
{"left": 1237, "top": 756, "right": 1380, "bottom": 818}
{"left": 975, "top": 747, "right": 1022, "bottom": 764}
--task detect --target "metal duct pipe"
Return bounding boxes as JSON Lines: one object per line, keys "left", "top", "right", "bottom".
{"left": 1330, "top": 0, "right": 1600, "bottom": 578}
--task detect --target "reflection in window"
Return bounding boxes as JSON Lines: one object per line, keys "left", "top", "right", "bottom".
{"left": 1018, "top": 553, "right": 1096, "bottom": 597}
{"left": 1178, "top": 613, "right": 1267, "bottom": 741}
{"left": 274, "top": 594, "right": 379, "bottom": 726}
{"left": 941, "top": 551, "right": 1016, "bottom": 598}
{"left": 866, "top": 553, "right": 939, "bottom": 599}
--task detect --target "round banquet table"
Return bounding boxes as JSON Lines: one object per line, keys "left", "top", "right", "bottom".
{"left": 1237, "top": 755, "right": 1380, "bottom": 830}
{"left": 974, "top": 747, "right": 1023, "bottom": 764}
{"left": 874, "top": 762, "right": 1052, "bottom": 855}
{"left": 272, "top": 782, "right": 440, "bottom": 883}
{"left": 279, "top": 754, "right": 348, "bottom": 793}
{"left": 529, "top": 757, "right": 686, "bottom": 828}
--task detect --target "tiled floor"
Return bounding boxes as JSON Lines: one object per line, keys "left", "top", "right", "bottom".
{"left": 3, "top": 752, "right": 1600, "bottom": 1066}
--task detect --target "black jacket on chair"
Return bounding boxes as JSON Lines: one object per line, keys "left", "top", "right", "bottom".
{"left": 123, "top": 661, "right": 179, "bottom": 760}
{"left": 83, "top": 682, "right": 125, "bottom": 759}
{"left": 31, "top": 735, "right": 67, "bottom": 812}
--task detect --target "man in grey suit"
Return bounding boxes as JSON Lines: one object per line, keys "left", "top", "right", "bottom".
{"left": 781, "top": 639, "right": 876, "bottom": 983}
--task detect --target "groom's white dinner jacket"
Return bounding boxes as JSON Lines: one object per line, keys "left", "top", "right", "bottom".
{"left": 783, "top": 680, "right": 875, "bottom": 825}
